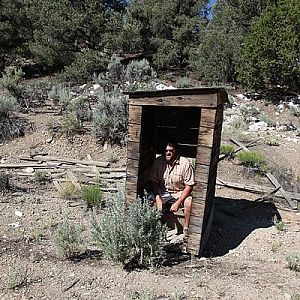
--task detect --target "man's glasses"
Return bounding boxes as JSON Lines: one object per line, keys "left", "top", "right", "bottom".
{"left": 165, "top": 149, "right": 175, "bottom": 153}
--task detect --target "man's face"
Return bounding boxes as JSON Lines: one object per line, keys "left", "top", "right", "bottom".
{"left": 165, "top": 145, "right": 177, "bottom": 163}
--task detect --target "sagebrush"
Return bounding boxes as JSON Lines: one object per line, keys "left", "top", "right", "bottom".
{"left": 92, "top": 189, "right": 167, "bottom": 266}
{"left": 93, "top": 91, "right": 128, "bottom": 145}
{"left": 53, "top": 220, "right": 84, "bottom": 259}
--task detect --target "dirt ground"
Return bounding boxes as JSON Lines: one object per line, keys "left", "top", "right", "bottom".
{"left": 0, "top": 93, "right": 300, "bottom": 300}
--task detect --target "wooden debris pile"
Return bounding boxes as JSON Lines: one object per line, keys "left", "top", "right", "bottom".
{"left": 0, "top": 153, "right": 126, "bottom": 194}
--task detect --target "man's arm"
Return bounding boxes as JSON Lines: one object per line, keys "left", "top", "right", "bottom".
{"left": 150, "top": 180, "right": 163, "bottom": 210}
{"left": 170, "top": 185, "right": 193, "bottom": 212}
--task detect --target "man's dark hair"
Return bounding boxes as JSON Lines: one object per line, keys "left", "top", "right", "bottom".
{"left": 165, "top": 140, "right": 178, "bottom": 150}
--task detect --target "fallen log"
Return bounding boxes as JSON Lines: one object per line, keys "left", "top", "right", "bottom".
{"left": 19, "top": 155, "right": 110, "bottom": 168}
{"left": 216, "top": 178, "right": 300, "bottom": 203}
{"left": 0, "top": 163, "right": 59, "bottom": 169}
{"left": 266, "top": 172, "right": 298, "bottom": 210}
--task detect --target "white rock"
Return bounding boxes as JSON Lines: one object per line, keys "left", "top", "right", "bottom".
{"left": 249, "top": 121, "right": 268, "bottom": 132}
{"left": 155, "top": 83, "right": 175, "bottom": 90}
{"left": 79, "top": 84, "right": 87, "bottom": 89}
{"left": 93, "top": 84, "right": 101, "bottom": 90}
{"left": 15, "top": 210, "right": 23, "bottom": 217}
{"left": 25, "top": 167, "right": 35, "bottom": 174}
{"left": 8, "top": 222, "right": 20, "bottom": 228}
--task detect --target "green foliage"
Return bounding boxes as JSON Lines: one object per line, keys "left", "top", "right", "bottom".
{"left": 272, "top": 216, "right": 285, "bottom": 231}
{"left": 93, "top": 91, "right": 128, "bottom": 146}
{"left": 286, "top": 254, "right": 300, "bottom": 272}
{"left": 130, "top": 289, "right": 156, "bottom": 300}
{"left": 92, "top": 190, "right": 167, "bottom": 266}
{"left": 60, "top": 114, "right": 82, "bottom": 138}
{"left": 5, "top": 259, "right": 27, "bottom": 290}
{"left": 53, "top": 220, "right": 84, "bottom": 259}
{"left": 264, "top": 135, "right": 280, "bottom": 146}
{"left": 33, "top": 170, "right": 50, "bottom": 184}
{"left": 81, "top": 184, "right": 102, "bottom": 210}
{"left": 27, "top": 0, "right": 124, "bottom": 77}
{"left": 191, "top": 30, "right": 242, "bottom": 84}
{"left": 128, "top": 0, "right": 208, "bottom": 70}
{"left": 0, "top": 91, "right": 17, "bottom": 117}
{"left": 239, "top": 0, "right": 300, "bottom": 92}
{"left": 220, "top": 144, "right": 234, "bottom": 156}
{"left": 62, "top": 49, "right": 108, "bottom": 83}
{"left": 291, "top": 293, "right": 300, "bottom": 300}
{"left": 0, "top": 67, "right": 24, "bottom": 100}
{"left": 237, "top": 150, "right": 265, "bottom": 169}
{"left": 259, "top": 114, "right": 276, "bottom": 127}
{"left": 0, "top": 0, "right": 32, "bottom": 67}
{"left": 175, "top": 77, "right": 193, "bottom": 88}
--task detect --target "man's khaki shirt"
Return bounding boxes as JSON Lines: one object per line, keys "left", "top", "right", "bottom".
{"left": 149, "top": 155, "right": 195, "bottom": 197}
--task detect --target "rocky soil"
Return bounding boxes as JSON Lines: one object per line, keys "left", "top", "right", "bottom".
{"left": 0, "top": 87, "right": 300, "bottom": 300}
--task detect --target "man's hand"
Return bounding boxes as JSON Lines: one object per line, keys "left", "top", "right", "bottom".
{"left": 170, "top": 200, "right": 181, "bottom": 212}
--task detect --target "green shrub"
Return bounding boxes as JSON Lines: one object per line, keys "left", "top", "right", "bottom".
{"left": 68, "top": 95, "right": 92, "bottom": 124}
{"left": 53, "top": 220, "right": 84, "bottom": 259}
{"left": 0, "top": 115, "right": 26, "bottom": 142}
{"left": 0, "top": 92, "right": 17, "bottom": 117}
{"left": 92, "top": 190, "right": 167, "bottom": 266}
{"left": 237, "top": 151, "right": 265, "bottom": 169}
{"left": 220, "top": 144, "right": 234, "bottom": 156}
{"left": 272, "top": 216, "right": 285, "bottom": 231}
{"left": 60, "top": 114, "right": 82, "bottom": 138}
{"left": 259, "top": 114, "right": 276, "bottom": 127}
{"left": 48, "top": 84, "right": 73, "bottom": 111}
{"left": 175, "top": 77, "right": 193, "bottom": 88}
{"left": 125, "top": 59, "right": 156, "bottom": 84}
{"left": 130, "top": 289, "right": 156, "bottom": 300}
{"left": 93, "top": 91, "right": 128, "bottom": 145}
{"left": 81, "top": 184, "right": 102, "bottom": 210}
{"left": 5, "top": 259, "right": 27, "bottom": 290}
{"left": 33, "top": 170, "right": 50, "bottom": 184}
{"left": 62, "top": 50, "right": 108, "bottom": 83}
{"left": 286, "top": 254, "right": 300, "bottom": 272}
{"left": 0, "top": 67, "right": 24, "bottom": 100}
{"left": 264, "top": 135, "right": 280, "bottom": 146}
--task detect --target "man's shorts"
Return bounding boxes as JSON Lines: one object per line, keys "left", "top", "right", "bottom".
{"left": 148, "top": 191, "right": 192, "bottom": 206}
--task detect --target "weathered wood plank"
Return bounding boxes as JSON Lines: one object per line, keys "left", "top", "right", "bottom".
{"left": 192, "top": 189, "right": 207, "bottom": 201}
{"left": 199, "top": 109, "right": 216, "bottom": 128}
{"left": 187, "top": 232, "right": 202, "bottom": 253}
{"left": 130, "top": 94, "right": 218, "bottom": 108}
{"left": 266, "top": 173, "right": 298, "bottom": 209}
{"left": 195, "top": 164, "right": 210, "bottom": 174}
{"left": 128, "top": 106, "right": 142, "bottom": 124}
{"left": 198, "top": 126, "right": 215, "bottom": 146}
{"left": 127, "top": 141, "right": 140, "bottom": 159}
{"left": 126, "top": 158, "right": 139, "bottom": 177}
{"left": 196, "top": 145, "right": 212, "bottom": 165}
{"left": 20, "top": 155, "right": 110, "bottom": 168}
{"left": 128, "top": 123, "right": 141, "bottom": 142}
{"left": 216, "top": 178, "right": 300, "bottom": 201}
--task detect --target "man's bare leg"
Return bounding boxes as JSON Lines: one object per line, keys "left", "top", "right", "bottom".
{"left": 183, "top": 197, "right": 192, "bottom": 230}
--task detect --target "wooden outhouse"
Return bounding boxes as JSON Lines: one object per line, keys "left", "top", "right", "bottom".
{"left": 125, "top": 88, "right": 228, "bottom": 256}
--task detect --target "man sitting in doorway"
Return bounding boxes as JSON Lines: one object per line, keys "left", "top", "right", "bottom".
{"left": 149, "top": 141, "right": 195, "bottom": 237}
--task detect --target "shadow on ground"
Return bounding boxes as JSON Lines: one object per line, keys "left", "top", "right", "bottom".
{"left": 203, "top": 196, "right": 281, "bottom": 257}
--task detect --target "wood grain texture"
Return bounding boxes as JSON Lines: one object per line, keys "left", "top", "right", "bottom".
{"left": 128, "top": 106, "right": 142, "bottom": 124}
{"left": 128, "top": 123, "right": 141, "bottom": 142}
{"left": 199, "top": 109, "right": 217, "bottom": 128}
{"left": 129, "top": 94, "right": 218, "bottom": 108}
